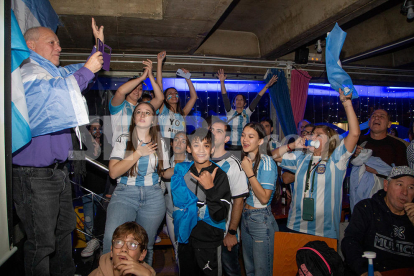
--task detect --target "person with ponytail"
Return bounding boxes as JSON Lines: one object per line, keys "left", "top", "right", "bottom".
{"left": 158, "top": 68, "right": 198, "bottom": 140}
{"left": 272, "top": 89, "right": 360, "bottom": 240}
{"left": 103, "top": 102, "right": 173, "bottom": 265}
{"left": 240, "top": 122, "right": 279, "bottom": 276}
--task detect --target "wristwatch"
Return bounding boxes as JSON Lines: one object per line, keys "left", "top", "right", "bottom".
{"left": 228, "top": 229, "right": 237, "bottom": 235}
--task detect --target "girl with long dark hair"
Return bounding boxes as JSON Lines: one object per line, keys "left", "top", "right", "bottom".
{"left": 240, "top": 122, "right": 279, "bottom": 276}
{"left": 158, "top": 68, "right": 197, "bottom": 139}
{"left": 103, "top": 102, "right": 172, "bottom": 265}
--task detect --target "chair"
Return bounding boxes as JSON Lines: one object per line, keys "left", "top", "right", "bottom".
{"left": 273, "top": 232, "right": 337, "bottom": 276}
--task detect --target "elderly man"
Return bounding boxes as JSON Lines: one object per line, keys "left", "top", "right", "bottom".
{"left": 342, "top": 166, "right": 414, "bottom": 276}
{"left": 12, "top": 19, "right": 104, "bottom": 276}
{"left": 356, "top": 109, "right": 408, "bottom": 168}
{"left": 350, "top": 109, "right": 408, "bottom": 210}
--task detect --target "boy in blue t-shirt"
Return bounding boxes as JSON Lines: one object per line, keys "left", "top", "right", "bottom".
{"left": 171, "top": 128, "right": 231, "bottom": 275}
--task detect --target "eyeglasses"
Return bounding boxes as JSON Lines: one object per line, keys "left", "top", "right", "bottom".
{"left": 112, "top": 239, "right": 140, "bottom": 250}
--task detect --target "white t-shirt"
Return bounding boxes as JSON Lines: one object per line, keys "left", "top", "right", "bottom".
{"left": 280, "top": 139, "right": 354, "bottom": 239}
{"left": 109, "top": 98, "right": 136, "bottom": 145}
{"left": 214, "top": 152, "right": 249, "bottom": 236}
{"left": 226, "top": 108, "right": 253, "bottom": 146}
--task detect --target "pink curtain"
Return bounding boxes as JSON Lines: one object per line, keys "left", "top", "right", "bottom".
{"left": 290, "top": 69, "right": 312, "bottom": 126}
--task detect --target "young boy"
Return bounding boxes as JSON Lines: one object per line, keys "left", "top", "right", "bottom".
{"left": 211, "top": 119, "right": 249, "bottom": 276}
{"left": 171, "top": 128, "right": 231, "bottom": 276}
{"left": 89, "top": 222, "right": 155, "bottom": 276}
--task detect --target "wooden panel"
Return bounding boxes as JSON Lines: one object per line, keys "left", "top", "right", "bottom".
{"left": 273, "top": 232, "right": 337, "bottom": 276}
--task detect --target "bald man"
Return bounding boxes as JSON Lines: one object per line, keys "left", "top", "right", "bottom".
{"left": 12, "top": 19, "right": 103, "bottom": 276}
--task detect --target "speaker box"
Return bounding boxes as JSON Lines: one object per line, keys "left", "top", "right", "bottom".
{"left": 295, "top": 47, "right": 309, "bottom": 64}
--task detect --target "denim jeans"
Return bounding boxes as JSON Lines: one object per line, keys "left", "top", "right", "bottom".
{"left": 102, "top": 184, "right": 166, "bottom": 265}
{"left": 241, "top": 206, "right": 278, "bottom": 276}
{"left": 12, "top": 166, "right": 76, "bottom": 276}
{"left": 82, "top": 193, "right": 103, "bottom": 242}
{"left": 222, "top": 242, "right": 241, "bottom": 276}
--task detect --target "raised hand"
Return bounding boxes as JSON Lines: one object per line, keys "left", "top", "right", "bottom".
{"left": 181, "top": 68, "right": 190, "bottom": 74}
{"left": 339, "top": 88, "right": 352, "bottom": 103}
{"left": 404, "top": 203, "right": 414, "bottom": 226}
{"left": 84, "top": 51, "right": 103, "bottom": 73}
{"left": 190, "top": 167, "right": 218, "bottom": 190}
{"left": 265, "top": 75, "right": 278, "bottom": 88}
{"left": 241, "top": 156, "right": 253, "bottom": 176}
{"left": 92, "top": 17, "right": 104, "bottom": 45}
{"left": 216, "top": 69, "right": 227, "bottom": 82}
{"left": 157, "top": 51, "right": 166, "bottom": 62}
{"left": 143, "top": 59, "right": 153, "bottom": 76}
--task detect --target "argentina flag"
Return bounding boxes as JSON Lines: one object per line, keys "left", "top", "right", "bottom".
{"left": 11, "top": 0, "right": 60, "bottom": 33}
{"left": 11, "top": 10, "right": 30, "bottom": 153}
{"left": 326, "top": 23, "right": 358, "bottom": 99}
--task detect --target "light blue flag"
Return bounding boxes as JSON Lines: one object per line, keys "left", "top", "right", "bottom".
{"left": 326, "top": 23, "right": 358, "bottom": 99}
{"left": 12, "top": 0, "right": 60, "bottom": 33}
{"left": 11, "top": 10, "right": 31, "bottom": 153}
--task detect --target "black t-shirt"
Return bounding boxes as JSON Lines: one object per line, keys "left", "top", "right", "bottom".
{"left": 358, "top": 134, "right": 408, "bottom": 167}
{"left": 342, "top": 190, "right": 414, "bottom": 275}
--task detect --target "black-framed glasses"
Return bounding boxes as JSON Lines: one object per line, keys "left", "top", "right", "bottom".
{"left": 112, "top": 239, "right": 140, "bottom": 250}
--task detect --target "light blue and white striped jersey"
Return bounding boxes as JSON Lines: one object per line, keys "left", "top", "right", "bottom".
{"left": 109, "top": 99, "right": 136, "bottom": 145}
{"left": 110, "top": 135, "right": 170, "bottom": 186}
{"left": 214, "top": 152, "right": 249, "bottom": 236}
{"left": 158, "top": 106, "right": 186, "bottom": 139}
{"left": 245, "top": 155, "right": 278, "bottom": 208}
{"left": 226, "top": 108, "right": 253, "bottom": 146}
{"left": 280, "top": 139, "right": 353, "bottom": 239}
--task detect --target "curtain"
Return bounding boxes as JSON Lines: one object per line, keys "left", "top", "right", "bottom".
{"left": 290, "top": 69, "right": 312, "bottom": 126}
{"left": 266, "top": 69, "right": 297, "bottom": 136}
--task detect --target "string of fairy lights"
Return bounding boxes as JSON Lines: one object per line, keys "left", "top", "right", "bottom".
{"left": 101, "top": 77, "right": 414, "bottom": 129}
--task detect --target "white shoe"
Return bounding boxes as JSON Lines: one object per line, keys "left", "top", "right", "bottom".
{"left": 155, "top": 235, "right": 162, "bottom": 243}
{"left": 81, "top": 238, "right": 100, "bottom": 257}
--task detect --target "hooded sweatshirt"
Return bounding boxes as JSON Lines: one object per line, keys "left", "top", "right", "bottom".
{"left": 88, "top": 252, "right": 155, "bottom": 276}
{"left": 341, "top": 189, "right": 414, "bottom": 275}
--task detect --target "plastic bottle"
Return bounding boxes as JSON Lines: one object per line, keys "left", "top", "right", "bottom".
{"left": 362, "top": 251, "right": 376, "bottom": 276}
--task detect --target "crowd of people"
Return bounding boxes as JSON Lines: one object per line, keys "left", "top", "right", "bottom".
{"left": 11, "top": 18, "right": 414, "bottom": 276}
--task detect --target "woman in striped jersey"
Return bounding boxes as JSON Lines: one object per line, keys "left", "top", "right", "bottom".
{"left": 103, "top": 102, "right": 173, "bottom": 265}
{"left": 217, "top": 69, "right": 278, "bottom": 151}
{"left": 240, "top": 122, "right": 279, "bottom": 276}
{"left": 272, "top": 89, "right": 360, "bottom": 240}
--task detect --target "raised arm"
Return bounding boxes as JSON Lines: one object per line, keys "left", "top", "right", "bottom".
{"left": 217, "top": 69, "right": 231, "bottom": 112}
{"left": 111, "top": 70, "right": 148, "bottom": 107}
{"left": 92, "top": 17, "right": 104, "bottom": 47}
{"left": 182, "top": 68, "right": 197, "bottom": 116}
{"left": 156, "top": 51, "right": 166, "bottom": 91}
{"left": 340, "top": 88, "right": 360, "bottom": 153}
{"left": 272, "top": 137, "right": 306, "bottom": 163}
{"left": 144, "top": 59, "right": 164, "bottom": 110}
{"left": 249, "top": 75, "right": 278, "bottom": 111}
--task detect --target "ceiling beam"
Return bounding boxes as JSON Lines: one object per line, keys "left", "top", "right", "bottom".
{"left": 261, "top": 0, "right": 388, "bottom": 60}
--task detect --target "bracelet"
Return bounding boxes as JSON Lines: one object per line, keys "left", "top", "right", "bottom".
{"left": 287, "top": 144, "right": 293, "bottom": 152}
{"left": 341, "top": 98, "right": 351, "bottom": 103}
{"left": 248, "top": 175, "right": 255, "bottom": 179}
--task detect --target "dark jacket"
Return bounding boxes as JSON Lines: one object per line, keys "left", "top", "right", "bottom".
{"left": 179, "top": 162, "right": 231, "bottom": 248}
{"left": 341, "top": 189, "right": 414, "bottom": 275}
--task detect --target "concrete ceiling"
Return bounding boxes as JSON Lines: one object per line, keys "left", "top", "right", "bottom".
{"left": 51, "top": 0, "right": 414, "bottom": 85}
